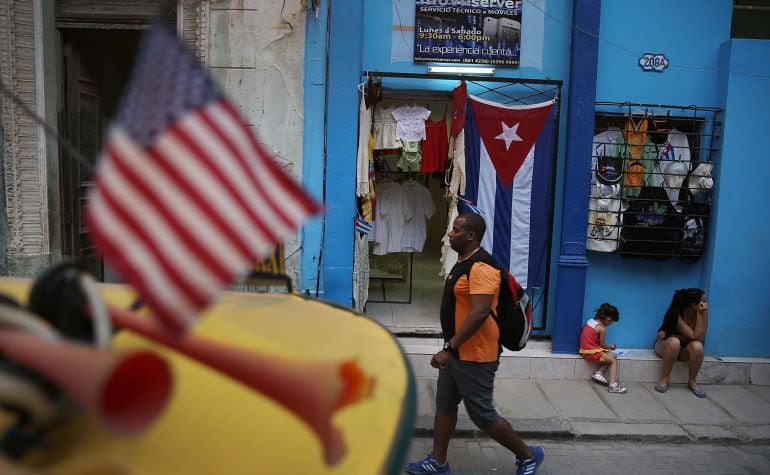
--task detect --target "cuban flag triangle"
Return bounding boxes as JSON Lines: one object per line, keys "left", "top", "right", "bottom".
{"left": 463, "top": 95, "right": 555, "bottom": 289}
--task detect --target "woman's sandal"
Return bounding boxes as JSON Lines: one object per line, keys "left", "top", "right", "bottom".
{"left": 654, "top": 383, "right": 668, "bottom": 393}
{"left": 688, "top": 386, "right": 708, "bottom": 398}
{"left": 591, "top": 372, "right": 609, "bottom": 386}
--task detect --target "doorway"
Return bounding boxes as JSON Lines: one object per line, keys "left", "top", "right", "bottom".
{"left": 58, "top": 29, "right": 140, "bottom": 280}
{"left": 357, "top": 72, "right": 562, "bottom": 338}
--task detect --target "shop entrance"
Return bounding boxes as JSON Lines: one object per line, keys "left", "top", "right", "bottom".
{"left": 356, "top": 72, "right": 562, "bottom": 338}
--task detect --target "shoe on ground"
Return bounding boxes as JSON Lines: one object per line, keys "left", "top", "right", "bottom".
{"left": 688, "top": 385, "right": 708, "bottom": 398}
{"left": 591, "top": 371, "right": 609, "bottom": 386}
{"left": 516, "top": 445, "right": 545, "bottom": 475}
{"left": 406, "top": 453, "right": 450, "bottom": 474}
{"left": 608, "top": 382, "right": 627, "bottom": 394}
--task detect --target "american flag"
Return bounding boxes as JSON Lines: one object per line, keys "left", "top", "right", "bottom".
{"left": 86, "top": 20, "right": 320, "bottom": 330}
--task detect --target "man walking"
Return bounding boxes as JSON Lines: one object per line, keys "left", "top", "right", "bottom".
{"left": 406, "top": 213, "right": 544, "bottom": 475}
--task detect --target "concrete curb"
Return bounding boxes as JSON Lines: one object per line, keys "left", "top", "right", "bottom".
{"left": 411, "top": 422, "right": 770, "bottom": 445}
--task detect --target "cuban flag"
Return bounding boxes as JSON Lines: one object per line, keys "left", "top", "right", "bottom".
{"left": 463, "top": 95, "right": 555, "bottom": 289}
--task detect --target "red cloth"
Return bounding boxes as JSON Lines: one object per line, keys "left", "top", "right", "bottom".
{"left": 450, "top": 81, "right": 467, "bottom": 137}
{"left": 420, "top": 110, "right": 448, "bottom": 173}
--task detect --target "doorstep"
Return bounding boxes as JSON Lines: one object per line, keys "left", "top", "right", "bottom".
{"left": 398, "top": 338, "right": 770, "bottom": 385}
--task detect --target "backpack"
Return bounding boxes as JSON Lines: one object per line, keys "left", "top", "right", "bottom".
{"left": 442, "top": 249, "right": 532, "bottom": 352}
{"left": 492, "top": 267, "right": 533, "bottom": 351}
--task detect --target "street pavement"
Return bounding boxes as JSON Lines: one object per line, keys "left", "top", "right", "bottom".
{"left": 405, "top": 437, "right": 770, "bottom": 475}
{"left": 412, "top": 377, "right": 770, "bottom": 445}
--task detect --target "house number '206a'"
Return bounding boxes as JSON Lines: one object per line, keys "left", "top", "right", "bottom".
{"left": 638, "top": 53, "right": 669, "bottom": 72}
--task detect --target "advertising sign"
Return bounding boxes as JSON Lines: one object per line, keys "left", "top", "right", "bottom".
{"left": 414, "top": 0, "right": 522, "bottom": 66}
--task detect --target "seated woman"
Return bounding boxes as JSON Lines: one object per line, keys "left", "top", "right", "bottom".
{"left": 653, "top": 288, "right": 709, "bottom": 398}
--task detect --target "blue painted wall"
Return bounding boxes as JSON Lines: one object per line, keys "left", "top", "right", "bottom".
{"left": 706, "top": 39, "right": 770, "bottom": 357}
{"left": 301, "top": 0, "right": 364, "bottom": 304}
{"left": 583, "top": 0, "right": 740, "bottom": 352}
{"left": 300, "top": 3, "right": 330, "bottom": 295}
{"left": 302, "top": 0, "right": 770, "bottom": 355}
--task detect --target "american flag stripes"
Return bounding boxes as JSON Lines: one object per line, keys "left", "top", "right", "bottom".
{"left": 86, "top": 20, "right": 320, "bottom": 330}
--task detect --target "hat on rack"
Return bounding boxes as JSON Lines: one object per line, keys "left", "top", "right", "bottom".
{"left": 663, "top": 161, "right": 689, "bottom": 191}
{"left": 662, "top": 161, "right": 689, "bottom": 204}
{"left": 595, "top": 155, "right": 623, "bottom": 186}
{"left": 688, "top": 162, "right": 715, "bottom": 197}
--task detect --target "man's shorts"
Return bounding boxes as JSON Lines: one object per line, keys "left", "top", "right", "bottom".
{"left": 436, "top": 358, "right": 500, "bottom": 431}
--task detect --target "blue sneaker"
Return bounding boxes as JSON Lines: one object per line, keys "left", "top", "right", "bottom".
{"left": 405, "top": 453, "right": 450, "bottom": 474}
{"left": 516, "top": 445, "right": 544, "bottom": 475}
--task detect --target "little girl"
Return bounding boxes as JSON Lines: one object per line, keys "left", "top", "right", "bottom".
{"left": 579, "top": 303, "right": 627, "bottom": 394}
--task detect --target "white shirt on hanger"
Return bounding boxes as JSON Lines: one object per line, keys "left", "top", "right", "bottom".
{"left": 371, "top": 181, "right": 411, "bottom": 255}
{"left": 392, "top": 104, "right": 432, "bottom": 141}
{"left": 400, "top": 180, "right": 436, "bottom": 252}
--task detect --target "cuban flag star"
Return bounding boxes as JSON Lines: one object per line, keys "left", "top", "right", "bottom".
{"left": 463, "top": 95, "right": 555, "bottom": 289}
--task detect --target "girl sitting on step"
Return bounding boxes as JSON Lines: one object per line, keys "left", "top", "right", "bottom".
{"left": 579, "top": 303, "right": 627, "bottom": 394}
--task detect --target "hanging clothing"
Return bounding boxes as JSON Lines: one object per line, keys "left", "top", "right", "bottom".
{"left": 352, "top": 232, "right": 370, "bottom": 312}
{"left": 650, "top": 128, "right": 692, "bottom": 205}
{"left": 618, "top": 137, "right": 657, "bottom": 199}
{"left": 397, "top": 140, "right": 422, "bottom": 172}
{"left": 400, "top": 180, "right": 436, "bottom": 252}
{"left": 392, "top": 104, "right": 432, "bottom": 142}
{"left": 371, "top": 181, "right": 410, "bottom": 255}
{"left": 356, "top": 96, "right": 373, "bottom": 196}
{"left": 623, "top": 114, "right": 648, "bottom": 160}
{"left": 619, "top": 186, "right": 680, "bottom": 260}
{"left": 451, "top": 81, "right": 467, "bottom": 137}
{"left": 586, "top": 184, "right": 622, "bottom": 253}
{"left": 446, "top": 130, "right": 466, "bottom": 199}
{"left": 421, "top": 109, "right": 449, "bottom": 173}
{"left": 373, "top": 105, "right": 401, "bottom": 150}
{"left": 440, "top": 198, "right": 460, "bottom": 278}
{"left": 590, "top": 126, "right": 622, "bottom": 187}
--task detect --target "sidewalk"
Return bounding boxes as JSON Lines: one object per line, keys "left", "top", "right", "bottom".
{"left": 404, "top": 340, "right": 770, "bottom": 444}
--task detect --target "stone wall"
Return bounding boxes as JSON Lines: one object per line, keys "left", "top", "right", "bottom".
{"left": 0, "top": 0, "right": 51, "bottom": 276}
{"left": 208, "top": 0, "right": 308, "bottom": 284}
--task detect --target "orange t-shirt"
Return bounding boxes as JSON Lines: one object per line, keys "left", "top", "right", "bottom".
{"left": 453, "top": 262, "right": 500, "bottom": 362}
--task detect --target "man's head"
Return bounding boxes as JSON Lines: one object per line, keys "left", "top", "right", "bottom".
{"left": 448, "top": 213, "right": 486, "bottom": 254}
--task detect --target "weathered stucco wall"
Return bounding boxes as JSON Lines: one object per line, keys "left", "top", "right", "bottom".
{"left": 208, "top": 0, "right": 307, "bottom": 284}
{"left": 0, "top": 0, "right": 52, "bottom": 276}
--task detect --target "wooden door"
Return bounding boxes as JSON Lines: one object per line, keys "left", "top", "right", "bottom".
{"left": 60, "top": 32, "right": 103, "bottom": 280}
